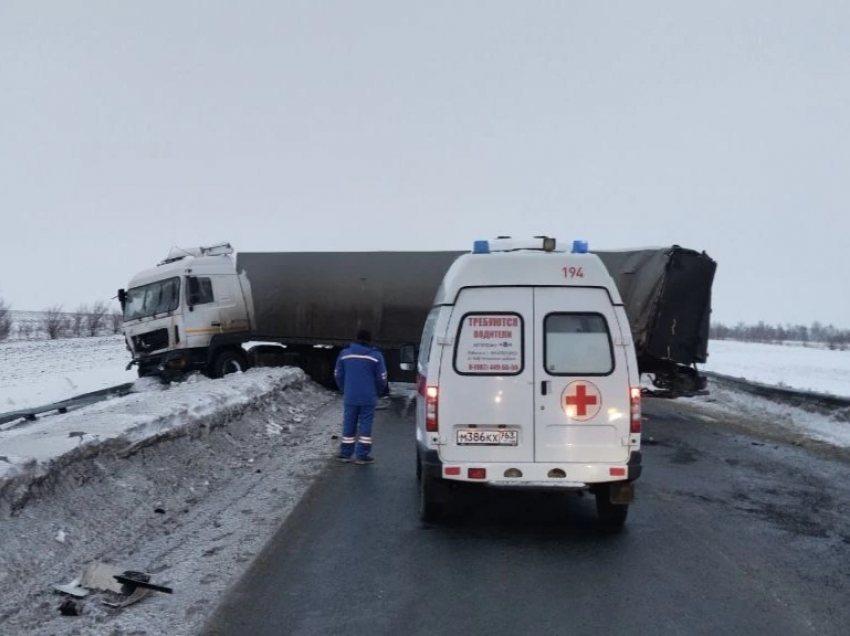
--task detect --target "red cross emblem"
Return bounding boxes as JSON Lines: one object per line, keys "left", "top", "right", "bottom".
{"left": 562, "top": 381, "right": 602, "bottom": 420}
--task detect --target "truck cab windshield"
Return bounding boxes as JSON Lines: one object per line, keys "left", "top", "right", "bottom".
{"left": 124, "top": 277, "right": 181, "bottom": 321}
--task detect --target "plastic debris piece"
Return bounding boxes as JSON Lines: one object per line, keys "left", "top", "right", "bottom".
{"left": 53, "top": 577, "right": 90, "bottom": 598}
{"left": 80, "top": 562, "right": 125, "bottom": 594}
{"left": 103, "top": 586, "right": 152, "bottom": 608}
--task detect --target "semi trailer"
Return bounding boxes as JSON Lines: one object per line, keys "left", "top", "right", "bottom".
{"left": 118, "top": 241, "right": 715, "bottom": 396}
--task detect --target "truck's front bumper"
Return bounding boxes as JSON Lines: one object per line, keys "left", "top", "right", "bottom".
{"left": 127, "top": 349, "right": 203, "bottom": 376}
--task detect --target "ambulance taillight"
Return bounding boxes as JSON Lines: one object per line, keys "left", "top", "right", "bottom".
{"left": 426, "top": 386, "right": 439, "bottom": 432}
{"left": 630, "top": 387, "right": 641, "bottom": 434}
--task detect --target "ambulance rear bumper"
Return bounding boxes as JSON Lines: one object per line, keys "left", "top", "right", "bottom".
{"left": 419, "top": 447, "right": 642, "bottom": 487}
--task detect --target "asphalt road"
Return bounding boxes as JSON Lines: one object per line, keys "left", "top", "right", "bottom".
{"left": 200, "top": 397, "right": 850, "bottom": 636}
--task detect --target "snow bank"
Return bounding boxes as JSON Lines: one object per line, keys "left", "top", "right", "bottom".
{"left": 0, "top": 368, "right": 339, "bottom": 636}
{"left": 0, "top": 367, "right": 313, "bottom": 508}
{"left": 704, "top": 339, "right": 850, "bottom": 398}
{"left": 687, "top": 381, "right": 850, "bottom": 450}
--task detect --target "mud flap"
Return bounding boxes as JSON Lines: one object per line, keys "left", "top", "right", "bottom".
{"left": 609, "top": 482, "right": 635, "bottom": 505}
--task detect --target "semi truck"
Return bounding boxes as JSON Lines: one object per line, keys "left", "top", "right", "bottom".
{"left": 118, "top": 241, "right": 715, "bottom": 396}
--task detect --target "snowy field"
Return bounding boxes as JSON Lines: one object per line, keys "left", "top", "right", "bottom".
{"left": 0, "top": 335, "right": 137, "bottom": 411}
{"left": 703, "top": 339, "right": 850, "bottom": 398}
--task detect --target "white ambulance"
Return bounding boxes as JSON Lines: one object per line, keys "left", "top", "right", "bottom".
{"left": 411, "top": 236, "right": 643, "bottom": 527}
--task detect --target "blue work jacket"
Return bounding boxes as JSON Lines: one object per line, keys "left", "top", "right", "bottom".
{"left": 334, "top": 342, "right": 388, "bottom": 405}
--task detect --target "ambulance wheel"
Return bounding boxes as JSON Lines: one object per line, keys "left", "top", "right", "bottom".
{"left": 211, "top": 349, "right": 249, "bottom": 378}
{"left": 595, "top": 489, "right": 629, "bottom": 529}
{"left": 416, "top": 452, "right": 422, "bottom": 482}
{"left": 419, "top": 476, "right": 444, "bottom": 522}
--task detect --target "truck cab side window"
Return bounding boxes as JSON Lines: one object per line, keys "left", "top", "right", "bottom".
{"left": 188, "top": 277, "right": 215, "bottom": 306}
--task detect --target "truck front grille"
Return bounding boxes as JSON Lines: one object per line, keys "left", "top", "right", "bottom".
{"left": 132, "top": 328, "right": 169, "bottom": 354}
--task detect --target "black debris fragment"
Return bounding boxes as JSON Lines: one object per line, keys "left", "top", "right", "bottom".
{"left": 59, "top": 598, "right": 82, "bottom": 616}
{"left": 114, "top": 572, "right": 173, "bottom": 595}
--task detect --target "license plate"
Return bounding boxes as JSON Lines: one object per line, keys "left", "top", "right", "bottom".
{"left": 456, "top": 429, "right": 518, "bottom": 446}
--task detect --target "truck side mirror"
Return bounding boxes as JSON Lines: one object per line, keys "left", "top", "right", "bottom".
{"left": 186, "top": 276, "right": 198, "bottom": 310}
{"left": 399, "top": 343, "right": 417, "bottom": 371}
{"left": 117, "top": 289, "right": 126, "bottom": 311}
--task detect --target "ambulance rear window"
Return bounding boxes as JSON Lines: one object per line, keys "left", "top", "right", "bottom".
{"left": 544, "top": 313, "right": 613, "bottom": 375}
{"left": 454, "top": 312, "right": 524, "bottom": 376}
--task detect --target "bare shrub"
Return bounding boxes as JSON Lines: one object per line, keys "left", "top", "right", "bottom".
{"left": 16, "top": 321, "right": 34, "bottom": 340}
{"left": 87, "top": 301, "right": 109, "bottom": 336}
{"left": 111, "top": 310, "right": 124, "bottom": 334}
{"left": 0, "top": 298, "right": 11, "bottom": 341}
{"left": 42, "top": 304, "right": 66, "bottom": 339}
{"left": 71, "top": 304, "right": 89, "bottom": 338}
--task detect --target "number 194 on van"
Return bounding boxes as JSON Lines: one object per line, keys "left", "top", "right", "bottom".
{"left": 457, "top": 429, "right": 518, "bottom": 445}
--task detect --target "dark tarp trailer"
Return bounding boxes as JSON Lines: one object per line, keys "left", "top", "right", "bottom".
{"left": 595, "top": 246, "right": 717, "bottom": 395}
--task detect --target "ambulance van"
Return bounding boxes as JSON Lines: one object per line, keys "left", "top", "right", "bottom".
{"left": 409, "top": 236, "right": 643, "bottom": 527}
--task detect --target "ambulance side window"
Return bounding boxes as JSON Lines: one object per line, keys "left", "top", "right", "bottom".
{"left": 417, "top": 308, "right": 440, "bottom": 374}
{"left": 544, "top": 313, "right": 614, "bottom": 376}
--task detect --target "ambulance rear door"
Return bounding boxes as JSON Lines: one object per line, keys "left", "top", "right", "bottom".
{"left": 532, "top": 287, "right": 632, "bottom": 464}
{"left": 436, "top": 287, "right": 535, "bottom": 463}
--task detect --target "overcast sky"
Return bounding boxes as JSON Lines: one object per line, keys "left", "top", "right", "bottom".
{"left": 1, "top": 1, "right": 848, "bottom": 327}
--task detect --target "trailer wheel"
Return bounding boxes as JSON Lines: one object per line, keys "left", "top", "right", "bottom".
{"left": 211, "top": 349, "right": 249, "bottom": 378}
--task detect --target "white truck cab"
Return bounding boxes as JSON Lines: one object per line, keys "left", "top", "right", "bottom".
{"left": 410, "top": 236, "right": 643, "bottom": 527}
{"left": 119, "top": 243, "right": 256, "bottom": 379}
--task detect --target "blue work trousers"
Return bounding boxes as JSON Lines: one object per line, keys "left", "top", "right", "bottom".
{"left": 339, "top": 403, "right": 375, "bottom": 459}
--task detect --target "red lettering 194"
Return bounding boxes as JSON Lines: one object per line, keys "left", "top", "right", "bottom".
{"left": 562, "top": 266, "right": 584, "bottom": 278}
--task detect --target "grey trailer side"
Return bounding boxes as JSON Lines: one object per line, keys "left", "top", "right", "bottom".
{"left": 235, "top": 251, "right": 463, "bottom": 386}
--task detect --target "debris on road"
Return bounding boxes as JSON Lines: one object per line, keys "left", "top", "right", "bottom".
{"left": 58, "top": 598, "right": 82, "bottom": 616}
{"left": 53, "top": 561, "right": 172, "bottom": 613}
{"left": 53, "top": 578, "right": 89, "bottom": 598}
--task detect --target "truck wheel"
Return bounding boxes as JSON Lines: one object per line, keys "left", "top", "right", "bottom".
{"left": 211, "top": 349, "right": 249, "bottom": 378}
{"left": 419, "top": 475, "right": 445, "bottom": 522}
{"left": 595, "top": 487, "right": 629, "bottom": 529}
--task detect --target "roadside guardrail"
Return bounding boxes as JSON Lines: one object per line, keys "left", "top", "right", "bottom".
{"left": 0, "top": 383, "right": 135, "bottom": 429}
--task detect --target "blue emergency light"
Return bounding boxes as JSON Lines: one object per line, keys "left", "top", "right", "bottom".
{"left": 472, "top": 240, "right": 490, "bottom": 254}
{"left": 571, "top": 240, "right": 589, "bottom": 254}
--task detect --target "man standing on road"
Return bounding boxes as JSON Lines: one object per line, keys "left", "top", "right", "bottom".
{"left": 334, "top": 329, "right": 388, "bottom": 465}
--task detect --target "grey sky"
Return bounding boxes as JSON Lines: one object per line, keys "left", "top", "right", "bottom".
{"left": 1, "top": 1, "right": 848, "bottom": 327}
